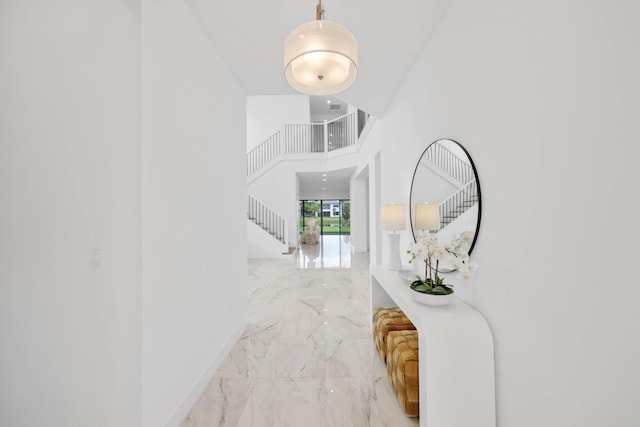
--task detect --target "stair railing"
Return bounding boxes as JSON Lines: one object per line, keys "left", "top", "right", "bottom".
{"left": 439, "top": 180, "right": 479, "bottom": 228}
{"left": 426, "top": 141, "right": 475, "bottom": 185}
{"left": 247, "top": 110, "right": 369, "bottom": 176}
{"left": 247, "top": 194, "right": 289, "bottom": 246}
{"left": 328, "top": 112, "right": 358, "bottom": 151}
{"left": 247, "top": 131, "right": 282, "bottom": 176}
{"left": 282, "top": 123, "right": 325, "bottom": 154}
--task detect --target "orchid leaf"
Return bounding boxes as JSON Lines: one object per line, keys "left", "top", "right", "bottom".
{"left": 410, "top": 281, "right": 433, "bottom": 294}
{"left": 431, "top": 286, "right": 451, "bottom": 295}
{"left": 413, "top": 284, "right": 429, "bottom": 293}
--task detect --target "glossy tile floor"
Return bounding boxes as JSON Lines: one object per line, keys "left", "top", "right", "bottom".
{"left": 180, "top": 236, "right": 419, "bottom": 427}
{"left": 294, "top": 234, "right": 353, "bottom": 269}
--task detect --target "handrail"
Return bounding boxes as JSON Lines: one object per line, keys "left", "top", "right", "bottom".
{"left": 425, "top": 141, "right": 474, "bottom": 185}
{"left": 247, "top": 194, "right": 288, "bottom": 245}
{"left": 327, "top": 112, "right": 358, "bottom": 152}
{"left": 282, "top": 123, "right": 324, "bottom": 153}
{"left": 247, "top": 131, "right": 281, "bottom": 176}
{"left": 247, "top": 110, "right": 370, "bottom": 177}
{"left": 439, "top": 180, "right": 478, "bottom": 228}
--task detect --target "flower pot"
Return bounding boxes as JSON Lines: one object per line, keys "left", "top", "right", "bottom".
{"left": 410, "top": 289, "right": 455, "bottom": 306}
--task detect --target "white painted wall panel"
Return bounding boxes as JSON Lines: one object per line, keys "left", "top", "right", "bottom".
{"left": 141, "top": 1, "right": 247, "bottom": 425}
{"left": 380, "top": 1, "right": 640, "bottom": 425}
{"left": 0, "top": 1, "right": 142, "bottom": 426}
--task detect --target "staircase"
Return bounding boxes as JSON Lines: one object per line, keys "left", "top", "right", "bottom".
{"left": 424, "top": 141, "right": 475, "bottom": 185}
{"left": 247, "top": 194, "right": 289, "bottom": 246}
{"left": 247, "top": 110, "right": 371, "bottom": 178}
{"left": 423, "top": 141, "right": 478, "bottom": 229}
{"left": 246, "top": 110, "right": 372, "bottom": 256}
{"left": 247, "top": 194, "right": 296, "bottom": 256}
{"left": 439, "top": 181, "right": 479, "bottom": 228}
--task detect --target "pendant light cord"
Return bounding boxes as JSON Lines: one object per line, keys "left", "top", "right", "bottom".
{"left": 316, "top": 0, "right": 324, "bottom": 20}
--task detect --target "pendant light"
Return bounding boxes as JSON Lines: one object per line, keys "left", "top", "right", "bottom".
{"left": 284, "top": 0, "right": 358, "bottom": 95}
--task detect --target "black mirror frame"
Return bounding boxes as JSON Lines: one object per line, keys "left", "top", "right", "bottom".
{"left": 408, "top": 138, "right": 482, "bottom": 255}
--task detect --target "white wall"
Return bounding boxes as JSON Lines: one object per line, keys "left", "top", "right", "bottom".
{"left": 345, "top": 119, "right": 383, "bottom": 258}
{"left": 299, "top": 189, "right": 351, "bottom": 200}
{"left": 1, "top": 1, "right": 249, "bottom": 426}
{"left": 380, "top": 1, "right": 640, "bottom": 426}
{"left": 0, "top": 1, "right": 141, "bottom": 426}
{"left": 350, "top": 171, "right": 369, "bottom": 253}
{"left": 311, "top": 108, "right": 349, "bottom": 123}
{"left": 247, "top": 95, "right": 310, "bottom": 151}
{"left": 141, "top": 1, "right": 247, "bottom": 426}
{"left": 247, "top": 220, "right": 287, "bottom": 258}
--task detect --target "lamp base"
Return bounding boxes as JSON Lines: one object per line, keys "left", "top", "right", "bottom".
{"left": 387, "top": 233, "right": 402, "bottom": 271}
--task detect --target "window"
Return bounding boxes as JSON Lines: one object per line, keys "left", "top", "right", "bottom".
{"left": 299, "top": 199, "right": 350, "bottom": 235}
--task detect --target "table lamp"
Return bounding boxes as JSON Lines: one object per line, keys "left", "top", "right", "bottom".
{"left": 415, "top": 202, "right": 441, "bottom": 231}
{"left": 381, "top": 203, "right": 406, "bottom": 270}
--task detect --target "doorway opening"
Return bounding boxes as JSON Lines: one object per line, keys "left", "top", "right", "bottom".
{"left": 299, "top": 199, "right": 350, "bottom": 236}
{"left": 297, "top": 199, "right": 351, "bottom": 268}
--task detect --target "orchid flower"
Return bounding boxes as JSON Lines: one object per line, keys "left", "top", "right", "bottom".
{"left": 407, "top": 230, "right": 477, "bottom": 291}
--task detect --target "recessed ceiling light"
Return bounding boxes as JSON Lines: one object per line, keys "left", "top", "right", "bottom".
{"left": 322, "top": 174, "right": 327, "bottom": 177}
{"left": 327, "top": 100, "right": 331, "bottom": 104}
{"left": 322, "top": 178, "right": 327, "bottom": 181}
{"left": 322, "top": 188, "right": 326, "bottom": 190}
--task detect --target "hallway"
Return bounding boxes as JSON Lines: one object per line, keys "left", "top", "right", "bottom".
{"left": 180, "top": 248, "right": 418, "bottom": 426}
{"left": 295, "top": 234, "right": 353, "bottom": 269}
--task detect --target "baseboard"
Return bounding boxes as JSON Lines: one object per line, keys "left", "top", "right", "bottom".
{"left": 164, "top": 320, "right": 247, "bottom": 427}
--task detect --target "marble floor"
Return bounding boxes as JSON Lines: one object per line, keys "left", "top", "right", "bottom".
{"left": 294, "top": 234, "right": 353, "bottom": 269}
{"left": 180, "top": 236, "right": 418, "bottom": 427}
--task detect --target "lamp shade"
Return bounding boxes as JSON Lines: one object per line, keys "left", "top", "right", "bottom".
{"left": 415, "top": 203, "right": 441, "bottom": 231}
{"left": 284, "top": 20, "right": 358, "bottom": 95}
{"left": 381, "top": 203, "right": 406, "bottom": 231}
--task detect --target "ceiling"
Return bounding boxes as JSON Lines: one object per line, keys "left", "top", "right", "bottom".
{"left": 186, "top": 0, "right": 452, "bottom": 117}
{"left": 309, "top": 95, "right": 346, "bottom": 122}
{"left": 297, "top": 167, "right": 356, "bottom": 198}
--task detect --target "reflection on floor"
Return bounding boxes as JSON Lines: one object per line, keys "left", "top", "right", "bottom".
{"left": 180, "top": 246, "right": 418, "bottom": 427}
{"left": 295, "top": 234, "right": 352, "bottom": 269}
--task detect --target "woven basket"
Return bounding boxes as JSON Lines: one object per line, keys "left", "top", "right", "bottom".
{"left": 386, "top": 329, "right": 420, "bottom": 417}
{"left": 372, "top": 306, "right": 416, "bottom": 363}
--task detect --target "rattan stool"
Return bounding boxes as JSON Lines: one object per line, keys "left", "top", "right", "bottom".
{"left": 386, "top": 329, "right": 420, "bottom": 417}
{"left": 372, "top": 306, "right": 416, "bottom": 363}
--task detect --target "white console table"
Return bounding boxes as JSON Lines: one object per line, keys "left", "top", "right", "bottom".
{"left": 371, "top": 265, "right": 496, "bottom": 427}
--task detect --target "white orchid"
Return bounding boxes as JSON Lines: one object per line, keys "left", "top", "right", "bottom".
{"left": 451, "top": 254, "right": 477, "bottom": 280}
{"left": 446, "top": 231, "right": 473, "bottom": 254}
{"left": 407, "top": 230, "right": 477, "bottom": 295}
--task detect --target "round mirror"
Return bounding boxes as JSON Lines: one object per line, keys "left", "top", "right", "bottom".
{"left": 409, "top": 139, "right": 482, "bottom": 264}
